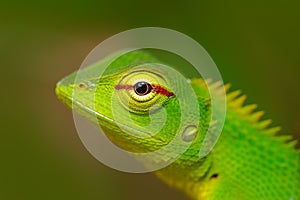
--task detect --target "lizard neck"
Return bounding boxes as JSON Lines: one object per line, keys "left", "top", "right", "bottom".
{"left": 155, "top": 154, "right": 213, "bottom": 199}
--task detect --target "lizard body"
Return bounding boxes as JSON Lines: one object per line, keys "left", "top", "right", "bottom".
{"left": 56, "top": 50, "right": 300, "bottom": 199}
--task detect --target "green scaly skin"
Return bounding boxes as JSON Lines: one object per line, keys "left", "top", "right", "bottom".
{"left": 56, "top": 50, "right": 300, "bottom": 200}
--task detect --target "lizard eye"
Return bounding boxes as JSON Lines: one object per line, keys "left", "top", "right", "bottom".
{"left": 114, "top": 68, "right": 173, "bottom": 113}
{"left": 134, "top": 81, "right": 152, "bottom": 96}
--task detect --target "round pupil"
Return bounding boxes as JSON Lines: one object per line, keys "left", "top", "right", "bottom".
{"left": 134, "top": 81, "right": 152, "bottom": 96}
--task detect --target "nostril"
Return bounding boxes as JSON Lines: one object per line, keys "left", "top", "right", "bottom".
{"left": 79, "top": 83, "right": 85, "bottom": 88}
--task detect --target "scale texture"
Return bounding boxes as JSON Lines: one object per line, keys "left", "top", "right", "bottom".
{"left": 56, "top": 50, "right": 300, "bottom": 200}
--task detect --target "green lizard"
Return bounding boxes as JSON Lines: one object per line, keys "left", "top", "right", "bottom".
{"left": 56, "top": 50, "right": 300, "bottom": 200}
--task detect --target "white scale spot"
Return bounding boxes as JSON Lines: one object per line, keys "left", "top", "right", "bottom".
{"left": 87, "top": 81, "right": 96, "bottom": 88}
{"left": 182, "top": 125, "right": 198, "bottom": 142}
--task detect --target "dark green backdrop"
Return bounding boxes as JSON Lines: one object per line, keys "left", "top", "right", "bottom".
{"left": 1, "top": 1, "right": 299, "bottom": 199}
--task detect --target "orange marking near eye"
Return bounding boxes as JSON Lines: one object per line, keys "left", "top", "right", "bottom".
{"left": 151, "top": 84, "right": 175, "bottom": 97}
{"left": 115, "top": 84, "right": 175, "bottom": 97}
{"left": 114, "top": 84, "right": 132, "bottom": 90}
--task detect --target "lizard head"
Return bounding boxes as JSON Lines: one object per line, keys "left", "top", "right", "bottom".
{"left": 56, "top": 50, "right": 213, "bottom": 176}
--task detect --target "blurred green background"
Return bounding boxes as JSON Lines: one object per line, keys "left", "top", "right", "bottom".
{"left": 1, "top": 1, "right": 299, "bottom": 199}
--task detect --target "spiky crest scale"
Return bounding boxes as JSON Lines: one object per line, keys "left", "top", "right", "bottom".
{"left": 225, "top": 84, "right": 299, "bottom": 151}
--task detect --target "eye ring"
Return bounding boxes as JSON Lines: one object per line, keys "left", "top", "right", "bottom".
{"left": 133, "top": 81, "right": 153, "bottom": 96}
